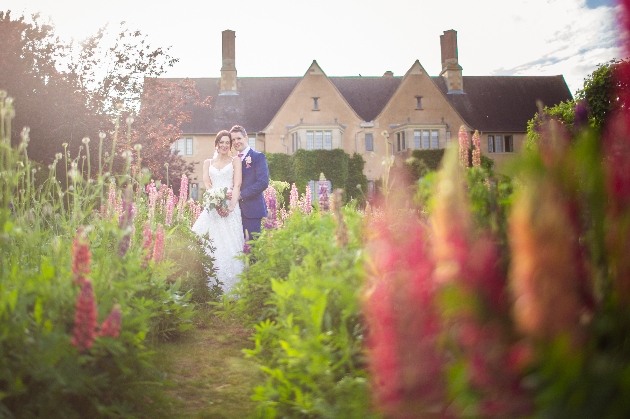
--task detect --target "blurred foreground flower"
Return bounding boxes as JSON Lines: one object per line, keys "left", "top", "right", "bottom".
{"left": 98, "top": 305, "right": 122, "bottom": 338}
{"left": 364, "top": 213, "right": 445, "bottom": 417}
{"left": 71, "top": 279, "right": 98, "bottom": 352}
{"left": 72, "top": 227, "right": 91, "bottom": 284}
{"left": 509, "top": 180, "right": 592, "bottom": 342}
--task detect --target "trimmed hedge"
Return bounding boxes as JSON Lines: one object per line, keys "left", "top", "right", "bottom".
{"left": 266, "top": 149, "right": 367, "bottom": 203}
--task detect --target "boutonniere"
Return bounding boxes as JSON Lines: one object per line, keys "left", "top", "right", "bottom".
{"left": 245, "top": 156, "right": 252, "bottom": 168}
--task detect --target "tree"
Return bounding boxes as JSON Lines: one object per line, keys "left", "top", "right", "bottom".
{"left": 526, "top": 58, "right": 630, "bottom": 148}
{"left": 0, "top": 10, "right": 206, "bottom": 184}
{"left": 576, "top": 58, "right": 630, "bottom": 131}
{"left": 0, "top": 11, "right": 102, "bottom": 163}
{"left": 125, "top": 78, "right": 211, "bottom": 186}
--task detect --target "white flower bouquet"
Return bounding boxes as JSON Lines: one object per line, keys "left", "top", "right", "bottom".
{"left": 203, "top": 187, "right": 229, "bottom": 211}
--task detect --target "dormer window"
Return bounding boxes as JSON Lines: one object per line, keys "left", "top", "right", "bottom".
{"left": 312, "top": 97, "right": 319, "bottom": 111}
{"left": 415, "top": 96, "right": 423, "bottom": 110}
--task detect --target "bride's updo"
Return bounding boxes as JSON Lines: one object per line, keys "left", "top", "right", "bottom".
{"left": 215, "top": 130, "right": 232, "bottom": 148}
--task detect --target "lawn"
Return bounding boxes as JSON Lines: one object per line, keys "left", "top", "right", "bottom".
{"left": 156, "top": 309, "right": 261, "bottom": 419}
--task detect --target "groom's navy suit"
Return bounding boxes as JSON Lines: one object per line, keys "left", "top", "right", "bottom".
{"left": 239, "top": 148, "right": 269, "bottom": 239}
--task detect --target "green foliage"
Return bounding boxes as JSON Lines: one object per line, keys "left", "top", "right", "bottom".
{"left": 526, "top": 58, "right": 630, "bottom": 150}
{"left": 269, "top": 179, "right": 290, "bottom": 208}
{"left": 0, "top": 97, "right": 212, "bottom": 417}
{"left": 575, "top": 58, "right": 630, "bottom": 131}
{"left": 348, "top": 152, "right": 368, "bottom": 202}
{"left": 236, "top": 209, "right": 379, "bottom": 418}
{"left": 480, "top": 153, "right": 495, "bottom": 171}
{"left": 464, "top": 167, "right": 513, "bottom": 244}
{"left": 526, "top": 100, "right": 576, "bottom": 150}
{"left": 266, "top": 149, "right": 368, "bottom": 204}
{"left": 267, "top": 153, "right": 292, "bottom": 183}
{"left": 408, "top": 148, "right": 446, "bottom": 175}
{"left": 0, "top": 11, "right": 193, "bottom": 184}
{"left": 164, "top": 228, "right": 222, "bottom": 305}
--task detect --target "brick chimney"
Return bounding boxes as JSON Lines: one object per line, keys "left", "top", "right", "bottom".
{"left": 439, "top": 29, "right": 464, "bottom": 94}
{"left": 220, "top": 30, "right": 237, "bottom": 94}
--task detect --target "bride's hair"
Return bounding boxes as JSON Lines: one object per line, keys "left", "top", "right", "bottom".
{"left": 213, "top": 130, "right": 232, "bottom": 159}
{"left": 215, "top": 130, "right": 232, "bottom": 148}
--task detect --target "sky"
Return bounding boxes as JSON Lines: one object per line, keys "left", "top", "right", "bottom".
{"left": 2, "top": 0, "right": 623, "bottom": 95}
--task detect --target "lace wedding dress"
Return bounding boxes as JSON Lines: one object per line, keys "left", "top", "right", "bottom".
{"left": 191, "top": 162, "right": 245, "bottom": 294}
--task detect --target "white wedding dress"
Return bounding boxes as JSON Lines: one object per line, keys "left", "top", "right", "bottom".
{"left": 191, "top": 162, "right": 245, "bottom": 294}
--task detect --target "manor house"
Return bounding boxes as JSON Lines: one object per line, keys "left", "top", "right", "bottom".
{"left": 164, "top": 29, "right": 572, "bottom": 198}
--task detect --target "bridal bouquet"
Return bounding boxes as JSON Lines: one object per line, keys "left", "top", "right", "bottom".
{"left": 203, "top": 187, "right": 229, "bottom": 211}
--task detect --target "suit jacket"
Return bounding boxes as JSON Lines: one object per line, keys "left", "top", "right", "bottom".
{"left": 239, "top": 149, "right": 269, "bottom": 219}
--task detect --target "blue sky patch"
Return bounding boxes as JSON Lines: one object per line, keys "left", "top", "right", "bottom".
{"left": 586, "top": 0, "right": 614, "bottom": 9}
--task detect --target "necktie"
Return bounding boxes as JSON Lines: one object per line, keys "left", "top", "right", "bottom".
{"left": 238, "top": 153, "right": 243, "bottom": 158}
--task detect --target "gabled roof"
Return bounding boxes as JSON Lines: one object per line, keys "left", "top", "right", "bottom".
{"left": 162, "top": 77, "right": 300, "bottom": 134}
{"left": 163, "top": 73, "right": 572, "bottom": 135}
{"left": 432, "top": 75, "right": 572, "bottom": 132}
{"left": 329, "top": 77, "right": 401, "bottom": 122}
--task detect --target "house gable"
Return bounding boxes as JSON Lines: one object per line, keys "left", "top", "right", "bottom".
{"left": 263, "top": 61, "right": 363, "bottom": 154}
{"left": 264, "top": 61, "right": 362, "bottom": 133}
{"left": 376, "top": 61, "right": 467, "bottom": 128}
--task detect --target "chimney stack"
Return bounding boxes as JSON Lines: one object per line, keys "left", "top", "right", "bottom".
{"left": 220, "top": 30, "right": 237, "bottom": 94}
{"left": 439, "top": 29, "right": 464, "bottom": 94}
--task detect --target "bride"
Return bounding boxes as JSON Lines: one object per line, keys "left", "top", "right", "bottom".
{"left": 191, "top": 130, "right": 245, "bottom": 294}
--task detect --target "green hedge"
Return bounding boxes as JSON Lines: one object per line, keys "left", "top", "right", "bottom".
{"left": 266, "top": 149, "right": 367, "bottom": 203}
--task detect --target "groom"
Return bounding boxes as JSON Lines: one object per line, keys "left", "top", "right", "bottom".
{"left": 230, "top": 125, "right": 269, "bottom": 239}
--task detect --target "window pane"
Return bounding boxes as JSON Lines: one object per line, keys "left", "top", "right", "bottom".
{"left": 315, "top": 131, "right": 323, "bottom": 149}
{"left": 423, "top": 131, "right": 430, "bottom": 149}
{"left": 496, "top": 135, "right": 503, "bottom": 152}
{"left": 431, "top": 130, "right": 438, "bottom": 149}
{"left": 397, "top": 133, "right": 401, "bottom": 152}
{"left": 248, "top": 136, "right": 256, "bottom": 151}
{"left": 505, "top": 135, "right": 514, "bottom": 152}
{"left": 324, "top": 131, "right": 332, "bottom": 150}
{"left": 307, "top": 132, "right": 314, "bottom": 150}
{"left": 488, "top": 135, "right": 494, "bottom": 153}
{"left": 446, "top": 131, "right": 451, "bottom": 147}
{"left": 177, "top": 138, "right": 185, "bottom": 154}
{"left": 414, "top": 130, "right": 421, "bottom": 149}
{"left": 402, "top": 131, "right": 406, "bottom": 150}
{"left": 186, "top": 138, "right": 193, "bottom": 155}
{"left": 366, "top": 133, "right": 373, "bottom": 151}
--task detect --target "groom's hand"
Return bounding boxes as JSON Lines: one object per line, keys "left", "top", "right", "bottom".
{"left": 216, "top": 207, "right": 228, "bottom": 217}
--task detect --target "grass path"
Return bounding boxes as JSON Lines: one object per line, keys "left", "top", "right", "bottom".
{"left": 155, "top": 310, "right": 261, "bottom": 419}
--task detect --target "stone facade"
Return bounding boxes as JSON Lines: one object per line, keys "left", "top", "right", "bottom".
{"left": 164, "top": 29, "right": 572, "bottom": 196}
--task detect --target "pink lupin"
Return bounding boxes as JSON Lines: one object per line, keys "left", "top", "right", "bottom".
{"left": 152, "top": 224, "right": 165, "bottom": 263}
{"left": 165, "top": 189, "right": 175, "bottom": 226}
{"left": 472, "top": 130, "right": 482, "bottom": 167}
{"left": 289, "top": 183, "right": 299, "bottom": 214}
{"left": 458, "top": 125, "right": 470, "bottom": 168}
{"left": 178, "top": 174, "right": 189, "bottom": 219}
